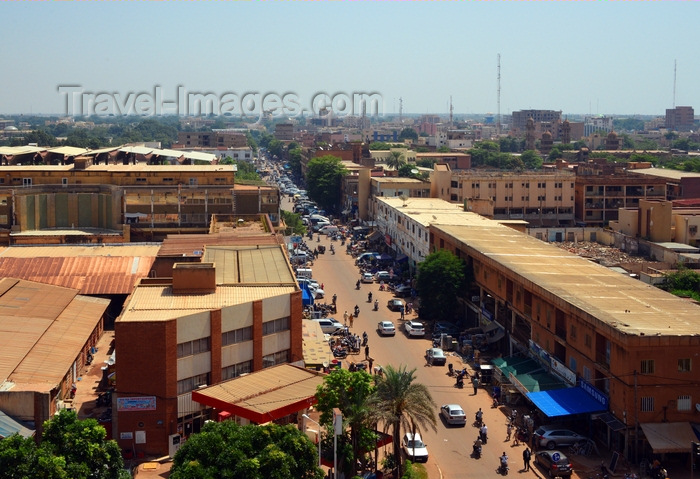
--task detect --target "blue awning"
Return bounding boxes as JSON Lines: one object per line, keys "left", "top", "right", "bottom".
{"left": 0, "top": 410, "right": 34, "bottom": 439}
{"left": 526, "top": 387, "right": 607, "bottom": 417}
{"left": 300, "top": 285, "right": 314, "bottom": 306}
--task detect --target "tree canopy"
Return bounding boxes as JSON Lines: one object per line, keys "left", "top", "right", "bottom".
{"left": 170, "top": 421, "right": 322, "bottom": 479}
{"left": 416, "top": 249, "right": 468, "bottom": 322}
{"left": 306, "top": 155, "right": 347, "bottom": 214}
{"left": 398, "top": 128, "right": 418, "bottom": 141}
{"left": 385, "top": 151, "right": 407, "bottom": 171}
{"left": 0, "top": 409, "right": 128, "bottom": 479}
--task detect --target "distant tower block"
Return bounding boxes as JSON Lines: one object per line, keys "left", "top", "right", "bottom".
{"left": 562, "top": 119, "right": 571, "bottom": 144}
{"left": 606, "top": 130, "right": 621, "bottom": 150}
{"left": 525, "top": 117, "right": 536, "bottom": 151}
{"left": 540, "top": 131, "right": 553, "bottom": 155}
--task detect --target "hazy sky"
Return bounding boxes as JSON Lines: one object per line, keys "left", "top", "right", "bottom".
{"left": 1, "top": 1, "right": 698, "bottom": 117}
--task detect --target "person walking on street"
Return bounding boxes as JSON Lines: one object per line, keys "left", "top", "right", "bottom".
{"left": 480, "top": 423, "right": 488, "bottom": 444}
{"left": 506, "top": 423, "right": 513, "bottom": 441}
{"left": 343, "top": 310, "right": 348, "bottom": 326}
{"left": 349, "top": 314, "right": 354, "bottom": 328}
{"left": 400, "top": 305, "right": 405, "bottom": 320}
{"left": 523, "top": 447, "right": 532, "bottom": 471}
{"left": 368, "top": 357, "right": 374, "bottom": 374}
{"left": 472, "top": 375, "right": 479, "bottom": 395}
{"left": 365, "top": 344, "right": 370, "bottom": 360}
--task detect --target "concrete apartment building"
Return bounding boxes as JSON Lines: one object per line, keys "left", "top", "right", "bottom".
{"left": 114, "top": 245, "right": 303, "bottom": 456}
{"left": 367, "top": 177, "right": 431, "bottom": 222}
{"left": 415, "top": 152, "right": 471, "bottom": 170}
{"left": 665, "top": 106, "right": 695, "bottom": 132}
{"left": 177, "top": 130, "right": 247, "bottom": 149}
{"left": 511, "top": 110, "right": 562, "bottom": 133}
{"left": 274, "top": 123, "right": 294, "bottom": 141}
{"left": 431, "top": 164, "right": 576, "bottom": 226}
{"left": 574, "top": 161, "right": 668, "bottom": 226}
{"left": 629, "top": 167, "right": 700, "bottom": 201}
{"left": 429, "top": 219, "right": 700, "bottom": 456}
{"left": 612, "top": 198, "right": 700, "bottom": 247}
{"left": 0, "top": 278, "right": 108, "bottom": 438}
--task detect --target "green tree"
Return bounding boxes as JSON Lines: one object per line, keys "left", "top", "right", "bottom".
{"left": 369, "top": 142, "right": 392, "bottom": 150}
{"left": 288, "top": 147, "right": 303, "bottom": 178}
{"left": 367, "top": 365, "right": 437, "bottom": 478}
{"left": 170, "top": 421, "right": 323, "bottom": 479}
{"left": 547, "top": 147, "right": 563, "bottom": 162}
{"left": 416, "top": 249, "right": 467, "bottom": 322}
{"left": 398, "top": 164, "right": 418, "bottom": 178}
{"left": 662, "top": 267, "right": 700, "bottom": 301}
{"left": 398, "top": 128, "right": 418, "bottom": 141}
{"left": 246, "top": 132, "right": 258, "bottom": 154}
{"left": 306, "top": 155, "right": 347, "bottom": 214}
{"left": 436, "top": 146, "right": 450, "bottom": 153}
{"left": 0, "top": 434, "right": 68, "bottom": 479}
{"left": 521, "top": 150, "right": 543, "bottom": 169}
{"left": 315, "top": 369, "right": 376, "bottom": 477}
{"left": 385, "top": 150, "right": 406, "bottom": 170}
{"left": 267, "top": 139, "right": 284, "bottom": 158}
{"left": 281, "top": 210, "right": 307, "bottom": 236}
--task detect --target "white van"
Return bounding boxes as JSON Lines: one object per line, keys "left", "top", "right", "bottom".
{"left": 296, "top": 268, "right": 313, "bottom": 279}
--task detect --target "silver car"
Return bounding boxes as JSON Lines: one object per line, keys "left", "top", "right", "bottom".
{"left": 377, "top": 321, "right": 396, "bottom": 336}
{"left": 440, "top": 404, "right": 466, "bottom": 426}
{"left": 533, "top": 426, "right": 587, "bottom": 450}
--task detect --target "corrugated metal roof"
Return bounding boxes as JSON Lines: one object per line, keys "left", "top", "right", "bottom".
{"left": 193, "top": 364, "right": 325, "bottom": 419}
{"left": 0, "top": 255, "right": 156, "bottom": 295}
{"left": 202, "top": 246, "right": 295, "bottom": 285}
{"left": 48, "top": 146, "right": 89, "bottom": 156}
{"left": 158, "top": 233, "right": 281, "bottom": 257}
{"left": 182, "top": 151, "right": 216, "bottom": 162}
{"left": 0, "top": 146, "right": 47, "bottom": 156}
{"left": 0, "top": 245, "right": 160, "bottom": 258}
{"left": 0, "top": 279, "right": 108, "bottom": 388}
{"left": 435, "top": 222, "right": 700, "bottom": 336}
{"left": 119, "top": 285, "right": 296, "bottom": 322}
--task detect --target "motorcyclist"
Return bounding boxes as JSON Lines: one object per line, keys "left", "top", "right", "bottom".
{"left": 356, "top": 280, "right": 361, "bottom": 290}
{"left": 475, "top": 408, "right": 483, "bottom": 426}
{"left": 330, "top": 244, "right": 335, "bottom": 254}
{"left": 473, "top": 437, "right": 483, "bottom": 457}
{"left": 373, "top": 299, "right": 379, "bottom": 311}
{"left": 368, "top": 292, "right": 372, "bottom": 302}
{"left": 499, "top": 452, "right": 509, "bottom": 474}
{"left": 354, "top": 305, "right": 360, "bottom": 316}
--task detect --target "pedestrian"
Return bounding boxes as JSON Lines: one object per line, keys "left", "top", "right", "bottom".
{"left": 343, "top": 310, "right": 348, "bottom": 326}
{"left": 513, "top": 427, "right": 520, "bottom": 446}
{"left": 349, "top": 314, "right": 354, "bottom": 328}
{"left": 472, "top": 376, "right": 479, "bottom": 395}
{"left": 506, "top": 423, "right": 513, "bottom": 441}
{"left": 365, "top": 344, "right": 370, "bottom": 360}
{"left": 368, "top": 357, "right": 374, "bottom": 374}
{"left": 400, "top": 305, "right": 405, "bottom": 320}
{"left": 332, "top": 293, "right": 337, "bottom": 305}
{"left": 480, "top": 423, "right": 488, "bottom": 444}
{"left": 523, "top": 447, "right": 531, "bottom": 471}
{"left": 321, "top": 283, "right": 324, "bottom": 290}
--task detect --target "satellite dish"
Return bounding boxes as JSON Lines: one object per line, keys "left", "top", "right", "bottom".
{"left": 411, "top": 169, "right": 419, "bottom": 174}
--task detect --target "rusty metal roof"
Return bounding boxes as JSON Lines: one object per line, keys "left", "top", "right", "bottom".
{"left": 191, "top": 364, "right": 325, "bottom": 423}
{"left": 0, "top": 254, "right": 156, "bottom": 295}
{"left": 0, "top": 279, "right": 108, "bottom": 389}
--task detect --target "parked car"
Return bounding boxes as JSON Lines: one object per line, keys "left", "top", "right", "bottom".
{"left": 404, "top": 321, "right": 425, "bottom": 337}
{"left": 375, "top": 271, "right": 392, "bottom": 282}
{"left": 402, "top": 432, "right": 428, "bottom": 462}
{"left": 377, "top": 321, "right": 396, "bottom": 336}
{"left": 533, "top": 426, "right": 587, "bottom": 450}
{"left": 440, "top": 404, "right": 466, "bottom": 426}
{"left": 361, "top": 272, "right": 374, "bottom": 284}
{"left": 313, "top": 318, "right": 343, "bottom": 334}
{"left": 534, "top": 450, "right": 573, "bottom": 478}
{"left": 387, "top": 299, "right": 405, "bottom": 312}
{"left": 425, "top": 347, "right": 447, "bottom": 366}
{"left": 394, "top": 284, "right": 412, "bottom": 297}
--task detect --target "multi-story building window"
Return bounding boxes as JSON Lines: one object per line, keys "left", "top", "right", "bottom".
{"left": 222, "top": 326, "right": 253, "bottom": 346}
{"left": 677, "top": 395, "right": 691, "bottom": 411}
{"left": 263, "top": 349, "right": 290, "bottom": 368}
{"left": 263, "top": 317, "right": 290, "bottom": 335}
{"left": 177, "top": 373, "right": 210, "bottom": 395}
{"left": 678, "top": 358, "right": 692, "bottom": 372}
{"left": 177, "top": 337, "right": 211, "bottom": 358}
{"left": 641, "top": 359, "right": 655, "bottom": 374}
{"left": 222, "top": 361, "right": 253, "bottom": 380}
{"left": 640, "top": 396, "right": 655, "bottom": 412}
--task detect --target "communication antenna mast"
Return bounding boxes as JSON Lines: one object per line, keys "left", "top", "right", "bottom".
{"left": 497, "top": 53, "right": 501, "bottom": 136}
{"left": 673, "top": 59, "right": 677, "bottom": 108}
{"left": 399, "top": 97, "right": 403, "bottom": 123}
{"left": 449, "top": 96, "right": 453, "bottom": 125}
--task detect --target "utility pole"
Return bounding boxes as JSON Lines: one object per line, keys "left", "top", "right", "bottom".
{"left": 399, "top": 97, "right": 403, "bottom": 123}
{"left": 449, "top": 95, "right": 453, "bottom": 126}
{"left": 634, "top": 370, "right": 639, "bottom": 464}
{"left": 673, "top": 59, "right": 677, "bottom": 108}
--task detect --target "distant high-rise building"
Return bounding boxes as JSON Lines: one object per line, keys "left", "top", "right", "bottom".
{"left": 584, "top": 116, "right": 614, "bottom": 137}
{"left": 665, "top": 106, "right": 694, "bottom": 132}
{"left": 512, "top": 110, "right": 562, "bottom": 132}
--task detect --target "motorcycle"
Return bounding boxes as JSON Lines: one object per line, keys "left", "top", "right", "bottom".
{"left": 498, "top": 462, "right": 509, "bottom": 476}
{"left": 330, "top": 245, "right": 335, "bottom": 255}
{"left": 472, "top": 442, "right": 482, "bottom": 459}
{"left": 448, "top": 363, "right": 454, "bottom": 376}
{"left": 474, "top": 412, "right": 483, "bottom": 428}
{"left": 354, "top": 305, "right": 360, "bottom": 317}
{"left": 368, "top": 292, "right": 372, "bottom": 303}
{"left": 455, "top": 376, "right": 464, "bottom": 388}
{"left": 373, "top": 299, "right": 379, "bottom": 311}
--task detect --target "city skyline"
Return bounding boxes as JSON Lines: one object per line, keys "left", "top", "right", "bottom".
{"left": 1, "top": 2, "right": 699, "bottom": 117}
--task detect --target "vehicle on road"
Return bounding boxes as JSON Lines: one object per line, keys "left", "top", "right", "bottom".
{"left": 533, "top": 426, "right": 587, "bottom": 450}
{"left": 534, "top": 450, "right": 573, "bottom": 478}
{"left": 440, "top": 404, "right": 466, "bottom": 426}
{"left": 313, "top": 318, "right": 343, "bottom": 334}
{"left": 361, "top": 272, "right": 374, "bottom": 284}
{"left": 393, "top": 284, "right": 412, "bottom": 297}
{"left": 375, "top": 271, "right": 392, "bottom": 282}
{"left": 402, "top": 432, "right": 428, "bottom": 462}
{"left": 404, "top": 321, "right": 425, "bottom": 337}
{"left": 377, "top": 321, "right": 396, "bottom": 336}
{"left": 387, "top": 298, "right": 405, "bottom": 312}
{"left": 426, "top": 347, "right": 447, "bottom": 366}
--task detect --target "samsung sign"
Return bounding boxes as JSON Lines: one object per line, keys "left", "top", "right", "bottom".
{"left": 579, "top": 378, "right": 609, "bottom": 409}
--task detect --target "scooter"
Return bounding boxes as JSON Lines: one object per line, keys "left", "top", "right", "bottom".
{"left": 472, "top": 442, "right": 482, "bottom": 459}
{"left": 373, "top": 300, "right": 379, "bottom": 311}
{"left": 498, "top": 462, "right": 509, "bottom": 476}
{"left": 455, "top": 376, "right": 464, "bottom": 388}
{"left": 354, "top": 306, "right": 360, "bottom": 317}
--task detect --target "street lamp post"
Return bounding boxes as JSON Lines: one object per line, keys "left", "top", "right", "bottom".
{"left": 302, "top": 414, "right": 322, "bottom": 468}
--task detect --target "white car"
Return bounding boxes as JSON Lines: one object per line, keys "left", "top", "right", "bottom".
{"left": 440, "top": 404, "right": 466, "bottom": 426}
{"left": 361, "top": 272, "right": 374, "bottom": 284}
{"left": 404, "top": 321, "right": 425, "bottom": 337}
{"left": 377, "top": 321, "right": 396, "bottom": 336}
{"left": 402, "top": 432, "right": 428, "bottom": 462}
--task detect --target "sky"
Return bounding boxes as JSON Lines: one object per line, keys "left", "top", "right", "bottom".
{"left": 1, "top": 1, "right": 699, "bottom": 118}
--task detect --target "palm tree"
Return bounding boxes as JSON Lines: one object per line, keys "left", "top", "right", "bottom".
{"left": 385, "top": 150, "right": 406, "bottom": 171}
{"left": 367, "top": 365, "right": 437, "bottom": 477}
